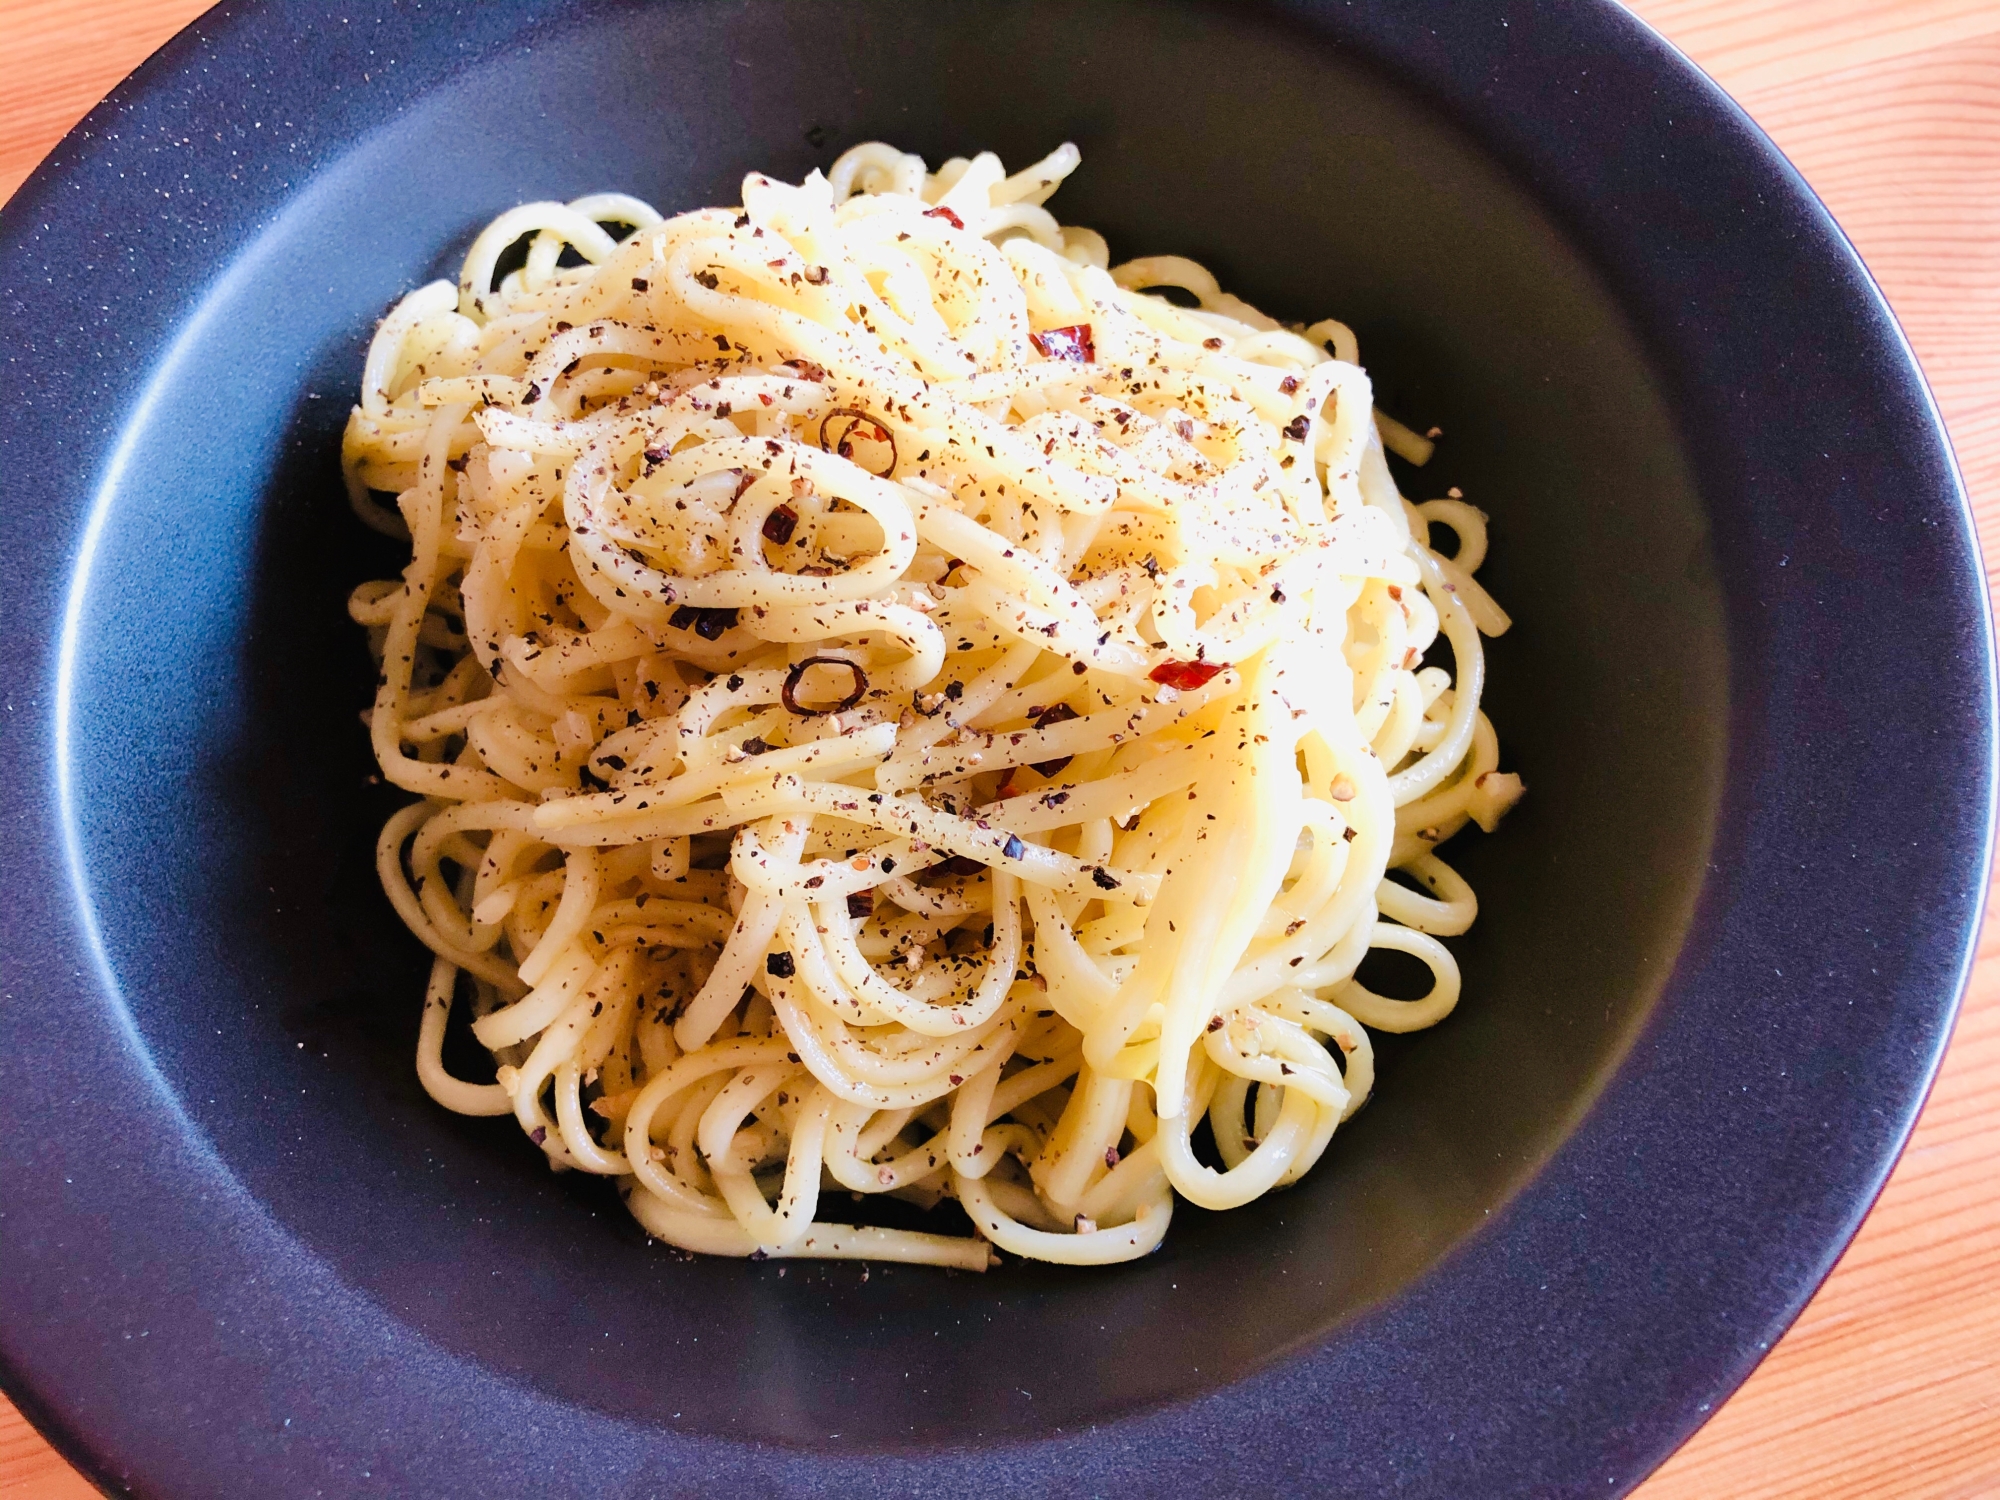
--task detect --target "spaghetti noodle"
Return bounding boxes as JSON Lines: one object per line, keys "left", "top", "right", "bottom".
{"left": 346, "top": 142, "right": 1524, "bottom": 1268}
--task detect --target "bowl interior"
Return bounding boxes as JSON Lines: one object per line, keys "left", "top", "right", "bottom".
{"left": 58, "top": 0, "right": 1725, "bottom": 1443}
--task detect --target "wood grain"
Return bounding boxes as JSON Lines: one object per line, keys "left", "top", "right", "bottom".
{"left": 1, "top": 1, "right": 1996, "bottom": 1496}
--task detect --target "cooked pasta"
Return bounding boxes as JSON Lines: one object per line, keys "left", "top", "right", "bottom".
{"left": 345, "top": 142, "right": 1524, "bottom": 1269}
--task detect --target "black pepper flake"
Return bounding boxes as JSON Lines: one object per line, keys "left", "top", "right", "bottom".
{"left": 1206, "top": 1015, "right": 1225, "bottom": 1032}
{"left": 846, "top": 891, "right": 874, "bottom": 918}
{"left": 1001, "top": 834, "right": 1025, "bottom": 861}
{"left": 1091, "top": 867, "right": 1121, "bottom": 890}
{"left": 601, "top": 754, "right": 628, "bottom": 770}
{"left": 740, "top": 736, "right": 772, "bottom": 756}
{"left": 522, "top": 381, "right": 543, "bottom": 404}
{"left": 1279, "top": 375, "right": 1300, "bottom": 395}
{"left": 692, "top": 270, "right": 719, "bottom": 290}
{"left": 766, "top": 951, "right": 796, "bottom": 978}
{"left": 880, "top": 856, "right": 897, "bottom": 873}
{"left": 1202, "top": 337, "right": 1225, "bottom": 350}
{"left": 1281, "top": 415, "right": 1311, "bottom": 442}
{"left": 632, "top": 277, "right": 650, "bottom": 291}
{"left": 726, "top": 673, "right": 745, "bottom": 691}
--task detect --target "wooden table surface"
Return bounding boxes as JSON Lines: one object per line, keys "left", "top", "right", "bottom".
{"left": 3, "top": 1, "right": 1997, "bottom": 1495}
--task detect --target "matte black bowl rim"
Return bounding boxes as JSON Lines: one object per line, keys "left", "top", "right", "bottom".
{"left": 0, "top": 2, "right": 1991, "bottom": 1497}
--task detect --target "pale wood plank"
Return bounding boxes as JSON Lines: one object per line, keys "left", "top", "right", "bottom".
{"left": 1620, "top": 9, "right": 2000, "bottom": 1494}
{"left": 1632, "top": 0, "right": 2000, "bottom": 96}
{"left": 0, "top": 0, "right": 213, "bottom": 204}
{"left": 4, "top": 0, "right": 2000, "bottom": 1496}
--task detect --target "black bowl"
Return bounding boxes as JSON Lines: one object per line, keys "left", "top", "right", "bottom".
{"left": 0, "top": 2, "right": 1990, "bottom": 1496}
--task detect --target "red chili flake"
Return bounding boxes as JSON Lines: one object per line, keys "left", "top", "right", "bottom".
{"left": 1029, "top": 324, "right": 1095, "bottom": 363}
{"left": 1279, "top": 375, "right": 1300, "bottom": 394}
{"left": 1029, "top": 702, "right": 1080, "bottom": 777}
{"left": 924, "top": 205, "right": 965, "bottom": 229}
{"left": 670, "top": 605, "right": 739, "bottom": 640}
{"left": 914, "top": 855, "right": 985, "bottom": 886}
{"left": 778, "top": 359, "right": 826, "bottom": 382}
{"left": 762, "top": 505, "right": 799, "bottom": 544}
{"left": 1149, "top": 659, "right": 1226, "bottom": 690}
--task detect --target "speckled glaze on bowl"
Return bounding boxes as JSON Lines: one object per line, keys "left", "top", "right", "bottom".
{"left": 0, "top": 2, "right": 1989, "bottom": 1496}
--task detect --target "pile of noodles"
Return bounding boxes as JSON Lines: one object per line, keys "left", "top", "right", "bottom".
{"left": 346, "top": 141, "right": 1523, "bottom": 1268}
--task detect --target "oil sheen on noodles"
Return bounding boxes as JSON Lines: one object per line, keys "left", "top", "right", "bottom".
{"left": 345, "top": 142, "right": 1525, "bottom": 1270}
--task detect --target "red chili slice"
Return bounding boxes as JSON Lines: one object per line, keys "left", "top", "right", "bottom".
{"left": 781, "top": 655, "right": 868, "bottom": 716}
{"left": 815, "top": 406, "right": 898, "bottom": 477}
{"left": 1029, "top": 324, "right": 1095, "bottom": 363}
{"left": 1148, "top": 659, "right": 1226, "bottom": 691}
{"left": 924, "top": 205, "right": 965, "bottom": 230}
